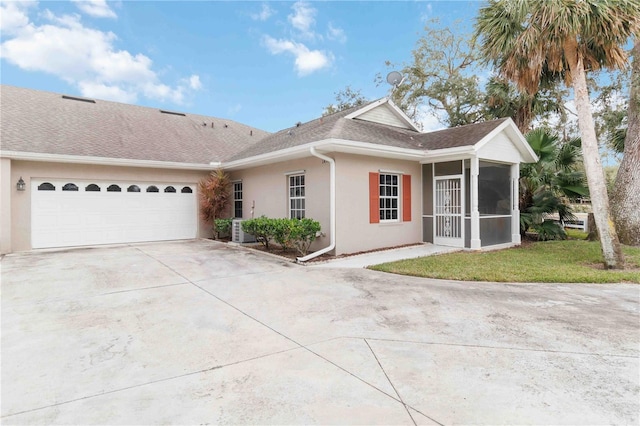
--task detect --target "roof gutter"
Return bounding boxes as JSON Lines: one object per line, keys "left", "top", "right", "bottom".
{"left": 296, "top": 147, "right": 335, "bottom": 263}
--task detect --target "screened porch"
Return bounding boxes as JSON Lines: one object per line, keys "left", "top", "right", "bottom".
{"left": 421, "top": 159, "right": 520, "bottom": 249}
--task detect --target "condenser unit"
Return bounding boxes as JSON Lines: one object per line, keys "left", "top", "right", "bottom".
{"left": 232, "top": 219, "right": 256, "bottom": 243}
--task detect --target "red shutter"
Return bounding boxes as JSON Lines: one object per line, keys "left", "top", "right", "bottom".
{"left": 402, "top": 174, "right": 412, "bottom": 222}
{"left": 369, "top": 172, "right": 380, "bottom": 224}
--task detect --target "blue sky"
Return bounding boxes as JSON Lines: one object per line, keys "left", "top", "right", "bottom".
{"left": 1, "top": 1, "right": 481, "bottom": 132}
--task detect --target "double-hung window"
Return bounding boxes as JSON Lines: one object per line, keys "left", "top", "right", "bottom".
{"left": 233, "top": 181, "right": 243, "bottom": 218}
{"left": 289, "top": 174, "right": 305, "bottom": 219}
{"left": 379, "top": 173, "right": 399, "bottom": 221}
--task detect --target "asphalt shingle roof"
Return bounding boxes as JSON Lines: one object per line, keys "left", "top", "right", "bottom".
{"left": 228, "top": 101, "right": 425, "bottom": 161}
{"left": 1, "top": 86, "right": 512, "bottom": 165}
{"left": 0, "top": 85, "right": 269, "bottom": 164}
{"left": 417, "top": 118, "right": 509, "bottom": 150}
{"left": 228, "top": 100, "right": 510, "bottom": 161}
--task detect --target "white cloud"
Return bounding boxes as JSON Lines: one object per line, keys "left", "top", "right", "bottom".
{"left": 262, "top": 35, "right": 332, "bottom": 76}
{"left": 71, "top": 0, "right": 117, "bottom": 19}
{"left": 288, "top": 1, "right": 317, "bottom": 39}
{"left": 251, "top": 3, "right": 273, "bottom": 21}
{"left": 187, "top": 74, "right": 201, "bottom": 90}
{"left": 78, "top": 81, "right": 136, "bottom": 103}
{"left": 414, "top": 105, "right": 446, "bottom": 132}
{"left": 0, "top": 1, "right": 35, "bottom": 36}
{"left": 327, "top": 22, "right": 346, "bottom": 43}
{"left": 0, "top": 6, "right": 200, "bottom": 105}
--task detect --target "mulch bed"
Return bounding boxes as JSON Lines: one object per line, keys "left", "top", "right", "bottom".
{"left": 231, "top": 241, "right": 425, "bottom": 263}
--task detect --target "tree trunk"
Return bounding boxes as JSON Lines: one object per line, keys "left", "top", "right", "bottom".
{"left": 587, "top": 213, "right": 599, "bottom": 241}
{"left": 612, "top": 41, "right": 640, "bottom": 246}
{"left": 564, "top": 40, "right": 625, "bottom": 268}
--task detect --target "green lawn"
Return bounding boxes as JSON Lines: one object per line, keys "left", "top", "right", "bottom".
{"left": 370, "top": 240, "right": 640, "bottom": 283}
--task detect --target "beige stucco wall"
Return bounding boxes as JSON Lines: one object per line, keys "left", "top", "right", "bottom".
{"left": 6, "top": 160, "right": 211, "bottom": 253}
{"left": 1, "top": 158, "right": 12, "bottom": 254}
{"left": 334, "top": 153, "right": 422, "bottom": 255}
{"left": 5, "top": 154, "right": 424, "bottom": 256}
{"left": 229, "top": 156, "right": 331, "bottom": 253}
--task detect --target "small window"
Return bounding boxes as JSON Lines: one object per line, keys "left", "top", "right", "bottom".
{"left": 146, "top": 185, "right": 159, "bottom": 193}
{"left": 288, "top": 174, "right": 305, "bottom": 219}
{"left": 181, "top": 186, "right": 193, "bottom": 193}
{"left": 85, "top": 184, "right": 101, "bottom": 192}
{"left": 107, "top": 184, "right": 122, "bottom": 192}
{"left": 233, "top": 181, "right": 243, "bottom": 218}
{"left": 38, "top": 182, "right": 55, "bottom": 191}
{"left": 127, "top": 185, "right": 141, "bottom": 193}
{"left": 164, "top": 186, "right": 176, "bottom": 193}
{"left": 62, "top": 183, "right": 79, "bottom": 191}
{"left": 379, "top": 174, "right": 399, "bottom": 221}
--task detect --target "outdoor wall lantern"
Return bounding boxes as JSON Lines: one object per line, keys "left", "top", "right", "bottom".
{"left": 16, "top": 177, "right": 26, "bottom": 191}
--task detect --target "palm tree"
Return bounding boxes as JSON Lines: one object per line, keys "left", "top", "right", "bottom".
{"left": 485, "top": 76, "right": 564, "bottom": 134}
{"left": 520, "top": 129, "right": 588, "bottom": 240}
{"left": 475, "top": 0, "right": 639, "bottom": 269}
{"left": 612, "top": 41, "right": 640, "bottom": 246}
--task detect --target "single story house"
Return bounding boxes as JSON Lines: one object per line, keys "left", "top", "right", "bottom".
{"left": 0, "top": 85, "right": 537, "bottom": 258}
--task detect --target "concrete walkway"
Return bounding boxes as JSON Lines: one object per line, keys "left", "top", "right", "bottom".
{"left": 310, "top": 243, "right": 459, "bottom": 268}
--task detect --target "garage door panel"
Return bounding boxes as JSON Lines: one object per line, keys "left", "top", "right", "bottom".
{"left": 32, "top": 180, "right": 198, "bottom": 249}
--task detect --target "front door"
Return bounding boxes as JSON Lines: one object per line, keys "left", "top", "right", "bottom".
{"left": 434, "top": 176, "right": 464, "bottom": 247}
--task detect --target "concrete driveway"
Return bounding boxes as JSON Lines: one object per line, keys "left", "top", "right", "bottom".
{"left": 1, "top": 239, "right": 638, "bottom": 425}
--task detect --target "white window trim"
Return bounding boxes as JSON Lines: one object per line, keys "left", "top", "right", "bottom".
{"left": 288, "top": 173, "right": 305, "bottom": 219}
{"left": 233, "top": 181, "right": 243, "bottom": 219}
{"left": 379, "top": 173, "right": 400, "bottom": 223}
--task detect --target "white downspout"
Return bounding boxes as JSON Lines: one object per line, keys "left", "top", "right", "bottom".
{"left": 297, "top": 147, "right": 335, "bottom": 262}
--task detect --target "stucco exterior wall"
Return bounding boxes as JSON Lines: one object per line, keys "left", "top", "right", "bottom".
{"left": 334, "top": 153, "right": 422, "bottom": 255}
{"left": 6, "top": 160, "right": 211, "bottom": 253}
{"left": 1, "top": 158, "right": 12, "bottom": 254}
{"left": 229, "top": 156, "right": 331, "bottom": 253}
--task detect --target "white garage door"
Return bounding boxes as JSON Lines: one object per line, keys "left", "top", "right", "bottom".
{"left": 32, "top": 179, "right": 198, "bottom": 249}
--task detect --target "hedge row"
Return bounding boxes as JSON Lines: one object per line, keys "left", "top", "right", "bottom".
{"left": 241, "top": 216, "right": 321, "bottom": 256}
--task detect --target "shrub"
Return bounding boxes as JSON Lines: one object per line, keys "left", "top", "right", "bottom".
{"left": 241, "top": 217, "right": 321, "bottom": 255}
{"left": 198, "top": 170, "right": 232, "bottom": 238}
{"left": 241, "top": 216, "right": 275, "bottom": 250}
{"left": 214, "top": 218, "right": 232, "bottom": 239}
{"left": 272, "top": 218, "right": 296, "bottom": 252}
{"left": 290, "top": 218, "right": 321, "bottom": 256}
{"left": 532, "top": 220, "right": 567, "bottom": 241}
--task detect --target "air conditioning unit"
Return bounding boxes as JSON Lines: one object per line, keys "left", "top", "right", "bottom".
{"left": 232, "top": 219, "right": 256, "bottom": 243}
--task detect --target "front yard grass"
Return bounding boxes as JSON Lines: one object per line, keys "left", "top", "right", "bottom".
{"left": 370, "top": 240, "right": 640, "bottom": 283}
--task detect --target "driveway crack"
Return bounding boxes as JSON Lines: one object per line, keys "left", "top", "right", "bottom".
{"left": 365, "top": 338, "right": 441, "bottom": 426}
{"left": 137, "top": 247, "right": 427, "bottom": 416}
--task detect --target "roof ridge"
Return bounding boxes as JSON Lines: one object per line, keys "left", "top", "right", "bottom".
{"left": 423, "top": 117, "right": 509, "bottom": 135}
{"left": 277, "top": 98, "right": 382, "bottom": 132}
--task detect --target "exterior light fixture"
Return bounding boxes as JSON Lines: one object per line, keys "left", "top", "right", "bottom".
{"left": 16, "top": 177, "right": 26, "bottom": 191}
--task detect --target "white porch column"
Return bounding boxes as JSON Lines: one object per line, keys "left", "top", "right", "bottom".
{"left": 511, "top": 163, "right": 521, "bottom": 245}
{"left": 470, "top": 156, "right": 481, "bottom": 249}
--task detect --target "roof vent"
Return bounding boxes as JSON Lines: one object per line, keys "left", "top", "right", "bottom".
{"left": 160, "top": 110, "right": 186, "bottom": 116}
{"left": 296, "top": 122, "right": 302, "bottom": 127}
{"left": 224, "top": 123, "right": 228, "bottom": 128}
{"left": 62, "top": 95, "right": 96, "bottom": 103}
